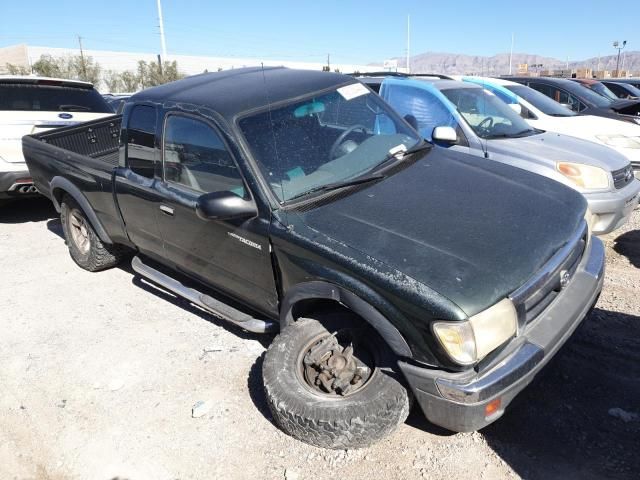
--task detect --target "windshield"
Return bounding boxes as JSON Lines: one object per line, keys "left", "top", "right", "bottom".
{"left": 506, "top": 85, "right": 576, "bottom": 117}
{"left": 441, "top": 87, "right": 535, "bottom": 139}
{"left": 584, "top": 82, "right": 619, "bottom": 101}
{"left": 0, "top": 84, "right": 112, "bottom": 112}
{"left": 238, "top": 83, "right": 420, "bottom": 202}
{"left": 570, "top": 83, "right": 613, "bottom": 107}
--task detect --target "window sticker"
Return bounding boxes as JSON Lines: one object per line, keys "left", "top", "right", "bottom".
{"left": 337, "top": 83, "right": 370, "bottom": 101}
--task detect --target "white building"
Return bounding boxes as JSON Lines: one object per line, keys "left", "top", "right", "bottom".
{"left": 0, "top": 44, "right": 382, "bottom": 91}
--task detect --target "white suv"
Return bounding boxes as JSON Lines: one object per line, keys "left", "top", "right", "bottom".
{"left": 0, "top": 76, "right": 113, "bottom": 203}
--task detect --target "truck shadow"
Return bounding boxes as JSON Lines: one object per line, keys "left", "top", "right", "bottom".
{"left": 0, "top": 197, "right": 57, "bottom": 223}
{"left": 130, "top": 275, "right": 275, "bottom": 348}
{"left": 613, "top": 229, "right": 640, "bottom": 269}
{"left": 480, "top": 307, "right": 640, "bottom": 480}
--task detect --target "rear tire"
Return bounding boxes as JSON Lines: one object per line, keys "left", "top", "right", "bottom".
{"left": 60, "top": 195, "right": 126, "bottom": 271}
{"left": 263, "top": 314, "right": 411, "bottom": 449}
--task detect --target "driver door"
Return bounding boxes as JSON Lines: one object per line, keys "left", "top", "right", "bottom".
{"left": 155, "top": 112, "right": 278, "bottom": 314}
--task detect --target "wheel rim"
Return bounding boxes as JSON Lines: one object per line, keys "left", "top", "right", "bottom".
{"left": 297, "top": 327, "right": 376, "bottom": 398}
{"left": 69, "top": 210, "right": 90, "bottom": 254}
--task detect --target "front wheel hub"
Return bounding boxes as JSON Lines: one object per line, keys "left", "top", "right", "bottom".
{"left": 302, "top": 330, "right": 372, "bottom": 396}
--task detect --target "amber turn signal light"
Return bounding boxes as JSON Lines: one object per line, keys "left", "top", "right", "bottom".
{"left": 485, "top": 398, "right": 502, "bottom": 418}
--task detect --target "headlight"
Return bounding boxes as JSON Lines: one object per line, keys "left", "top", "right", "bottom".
{"left": 433, "top": 298, "right": 517, "bottom": 365}
{"left": 556, "top": 162, "right": 610, "bottom": 190}
{"left": 596, "top": 135, "right": 640, "bottom": 149}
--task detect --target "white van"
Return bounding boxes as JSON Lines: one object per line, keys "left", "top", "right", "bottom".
{"left": 0, "top": 76, "right": 113, "bottom": 202}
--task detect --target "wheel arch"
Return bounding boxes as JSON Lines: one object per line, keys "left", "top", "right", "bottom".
{"left": 280, "top": 280, "right": 413, "bottom": 358}
{"left": 51, "top": 176, "right": 113, "bottom": 245}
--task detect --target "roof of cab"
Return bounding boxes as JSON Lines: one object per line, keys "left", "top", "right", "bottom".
{"left": 130, "top": 67, "right": 354, "bottom": 120}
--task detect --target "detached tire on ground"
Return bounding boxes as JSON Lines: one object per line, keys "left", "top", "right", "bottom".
{"left": 60, "top": 195, "right": 126, "bottom": 271}
{"left": 263, "top": 316, "right": 411, "bottom": 449}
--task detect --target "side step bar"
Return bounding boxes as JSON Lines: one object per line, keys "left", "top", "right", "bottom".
{"left": 132, "top": 256, "right": 278, "bottom": 334}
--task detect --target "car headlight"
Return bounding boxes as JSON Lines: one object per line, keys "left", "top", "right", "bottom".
{"left": 596, "top": 135, "right": 640, "bottom": 149}
{"left": 556, "top": 162, "right": 610, "bottom": 190}
{"left": 433, "top": 298, "right": 517, "bottom": 365}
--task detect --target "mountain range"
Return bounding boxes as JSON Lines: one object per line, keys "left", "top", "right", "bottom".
{"left": 386, "top": 51, "right": 640, "bottom": 75}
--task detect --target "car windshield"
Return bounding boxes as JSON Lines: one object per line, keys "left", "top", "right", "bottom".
{"left": 506, "top": 85, "right": 577, "bottom": 117}
{"left": 238, "top": 83, "right": 421, "bottom": 203}
{"left": 0, "top": 84, "right": 112, "bottom": 112}
{"left": 568, "top": 83, "right": 613, "bottom": 107}
{"left": 584, "top": 82, "right": 619, "bottom": 101}
{"left": 441, "top": 87, "right": 536, "bottom": 139}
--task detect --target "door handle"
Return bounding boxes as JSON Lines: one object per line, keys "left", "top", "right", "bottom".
{"left": 159, "top": 205, "right": 174, "bottom": 216}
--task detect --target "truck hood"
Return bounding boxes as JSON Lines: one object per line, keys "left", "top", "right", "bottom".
{"left": 0, "top": 111, "right": 109, "bottom": 163}
{"left": 291, "top": 147, "right": 586, "bottom": 317}
{"left": 487, "top": 131, "right": 631, "bottom": 172}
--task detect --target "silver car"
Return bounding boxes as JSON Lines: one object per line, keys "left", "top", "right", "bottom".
{"left": 359, "top": 75, "right": 640, "bottom": 235}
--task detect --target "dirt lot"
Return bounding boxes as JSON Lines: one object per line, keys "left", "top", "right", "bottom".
{"left": 1, "top": 198, "right": 639, "bottom": 480}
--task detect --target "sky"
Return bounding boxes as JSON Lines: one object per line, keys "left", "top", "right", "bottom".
{"left": 0, "top": 0, "right": 637, "bottom": 64}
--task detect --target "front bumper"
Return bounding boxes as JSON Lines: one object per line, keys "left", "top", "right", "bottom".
{"left": 399, "top": 236, "right": 605, "bottom": 432}
{"left": 0, "top": 169, "right": 38, "bottom": 199}
{"left": 584, "top": 179, "right": 640, "bottom": 234}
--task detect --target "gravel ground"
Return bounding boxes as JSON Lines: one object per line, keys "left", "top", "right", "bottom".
{"left": 0, "top": 198, "right": 638, "bottom": 480}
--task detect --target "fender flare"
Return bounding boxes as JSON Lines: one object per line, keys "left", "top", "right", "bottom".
{"left": 280, "top": 280, "right": 412, "bottom": 358}
{"left": 50, "top": 176, "right": 113, "bottom": 245}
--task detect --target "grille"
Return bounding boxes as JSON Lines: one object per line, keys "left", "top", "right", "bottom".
{"left": 612, "top": 164, "right": 634, "bottom": 190}
{"left": 510, "top": 221, "right": 588, "bottom": 327}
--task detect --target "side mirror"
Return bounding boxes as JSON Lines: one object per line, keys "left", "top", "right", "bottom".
{"left": 196, "top": 191, "right": 257, "bottom": 221}
{"left": 560, "top": 103, "right": 572, "bottom": 110}
{"left": 508, "top": 103, "right": 522, "bottom": 115}
{"left": 432, "top": 126, "right": 458, "bottom": 144}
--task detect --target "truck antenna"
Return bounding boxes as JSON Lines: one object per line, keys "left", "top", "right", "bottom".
{"left": 260, "top": 63, "right": 287, "bottom": 214}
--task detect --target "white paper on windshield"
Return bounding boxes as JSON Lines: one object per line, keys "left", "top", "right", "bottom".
{"left": 337, "top": 83, "right": 370, "bottom": 101}
{"left": 388, "top": 144, "right": 407, "bottom": 156}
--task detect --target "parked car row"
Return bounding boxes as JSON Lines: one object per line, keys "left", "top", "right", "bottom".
{"left": 354, "top": 73, "right": 639, "bottom": 235}
{"left": 4, "top": 67, "right": 638, "bottom": 449}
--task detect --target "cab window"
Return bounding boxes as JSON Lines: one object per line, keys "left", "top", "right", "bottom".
{"left": 162, "top": 114, "right": 245, "bottom": 196}
{"left": 127, "top": 105, "right": 158, "bottom": 178}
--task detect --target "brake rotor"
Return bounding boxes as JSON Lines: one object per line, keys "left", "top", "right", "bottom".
{"left": 302, "top": 331, "right": 372, "bottom": 396}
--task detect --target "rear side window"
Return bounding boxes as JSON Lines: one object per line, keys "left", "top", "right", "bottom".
{"left": 382, "top": 84, "right": 457, "bottom": 140}
{"left": 163, "top": 115, "right": 245, "bottom": 196}
{"left": 127, "top": 105, "right": 158, "bottom": 179}
{"left": 0, "top": 84, "right": 112, "bottom": 112}
{"left": 528, "top": 83, "right": 584, "bottom": 112}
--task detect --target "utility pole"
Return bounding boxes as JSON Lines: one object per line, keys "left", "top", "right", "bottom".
{"left": 77, "top": 35, "right": 87, "bottom": 78}
{"left": 613, "top": 40, "right": 627, "bottom": 77}
{"left": 509, "top": 33, "right": 514, "bottom": 75}
{"left": 156, "top": 0, "right": 168, "bottom": 65}
{"left": 327, "top": 53, "right": 330, "bottom": 71}
{"left": 406, "top": 14, "right": 410, "bottom": 74}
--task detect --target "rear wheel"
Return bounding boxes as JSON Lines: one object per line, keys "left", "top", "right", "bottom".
{"left": 263, "top": 314, "right": 411, "bottom": 449}
{"left": 60, "top": 195, "right": 126, "bottom": 271}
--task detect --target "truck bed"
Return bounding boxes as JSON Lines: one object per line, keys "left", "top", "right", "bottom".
{"left": 34, "top": 114, "right": 122, "bottom": 166}
{"left": 22, "top": 114, "right": 129, "bottom": 245}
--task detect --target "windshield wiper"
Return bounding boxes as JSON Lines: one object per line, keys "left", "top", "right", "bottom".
{"left": 286, "top": 174, "right": 386, "bottom": 202}
{"left": 484, "top": 129, "right": 535, "bottom": 139}
{"left": 59, "top": 104, "right": 91, "bottom": 112}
